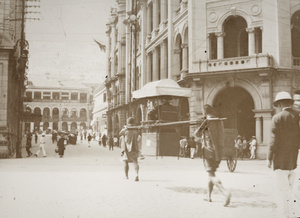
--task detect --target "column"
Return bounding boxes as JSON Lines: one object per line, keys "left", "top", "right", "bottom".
{"left": 106, "top": 32, "right": 112, "bottom": 79}
{"left": 68, "top": 122, "right": 71, "bottom": 132}
{"left": 255, "top": 117, "right": 262, "bottom": 143}
{"left": 160, "top": 41, "right": 167, "bottom": 79}
{"left": 111, "top": 24, "right": 116, "bottom": 78}
{"left": 153, "top": 0, "right": 158, "bottom": 31}
{"left": 147, "top": 3, "right": 152, "bottom": 36}
{"left": 152, "top": 48, "right": 159, "bottom": 81}
{"left": 216, "top": 32, "right": 224, "bottom": 59}
{"left": 181, "top": 43, "right": 188, "bottom": 71}
{"left": 247, "top": 28, "right": 255, "bottom": 56}
{"left": 263, "top": 115, "right": 272, "bottom": 145}
{"left": 30, "top": 122, "right": 34, "bottom": 132}
{"left": 161, "top": 0, "right": 167, "bottom": 23}
{"left": 146, "top": 52, "right": 152, "bottom": 83}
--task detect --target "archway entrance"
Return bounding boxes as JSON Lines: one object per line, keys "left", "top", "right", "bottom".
{"left": 213, "top": 87, "right": 255, "bottom": 140}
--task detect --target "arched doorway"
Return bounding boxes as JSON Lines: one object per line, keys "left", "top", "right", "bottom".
{"left": 62, "top": 122, "right": 68, "bottom": 131}
{"left": 71, "top": 122, "right": 77, "bottom": 132}
{"left": 52, "top": 108, "right": 59, "bottom": 120}
{"left": 80, "top": 122, "right": 86, "bottom": 130}
{"left": 213, "top": 87, "right": 255, "bottom": 140}
{"left": 43, "top": 122, "right": 49, "bottom": 131}
{"left": 53, "top": 122, "right": 58, "bottom": 131}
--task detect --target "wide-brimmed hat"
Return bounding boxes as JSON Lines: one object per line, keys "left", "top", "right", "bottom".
{"left": 42, "top": 133, "right": 45, "bottom": 136}
{"left": 273, "top": 91, "right": 294, "bottom": 107}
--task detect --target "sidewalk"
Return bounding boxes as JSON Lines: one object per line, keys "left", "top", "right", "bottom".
{"left": 0, "top": 136, "right": 299, "bottom": 218}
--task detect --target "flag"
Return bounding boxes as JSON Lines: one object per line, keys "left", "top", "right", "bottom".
{"left": 93, "top": 39, "right": 106, "bottom": 52}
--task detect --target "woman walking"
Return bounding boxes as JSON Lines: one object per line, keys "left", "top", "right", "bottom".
{"left": 57, "top": 132, "right": 67, "bottom": 158}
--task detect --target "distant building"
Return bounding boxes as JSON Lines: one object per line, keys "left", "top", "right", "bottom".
{"left": 105, "top": 0, "right": 300, "bottom": 159}
{"left": 0, "top": 0, "right": 24, "bottom": 158}
{"left": 24, "top": 78, "right": 93, "bottom": 133}
{"left": 91, "top": 82, "right": 108, "bottom": 135}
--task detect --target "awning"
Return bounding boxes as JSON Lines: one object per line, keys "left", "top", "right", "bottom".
{"left": 132, "top": 79, "right": 192, "bottom": 99}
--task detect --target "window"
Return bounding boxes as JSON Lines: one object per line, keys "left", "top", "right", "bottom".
{"left": 80, "top": 93, "right": 87, "bottom": 103}
{"left": 71, "top": 92, "right": 78, "bottom": 100}
{"left": 61, "top": 92, "right": 69, "bottom": 100}
{"left": 53, "top": 92, "right": 60, "bottom": 100}
{"left": 34, "top": 92, "right": 41, "bottom": 100}
{"left": 43, "top": 92, "right": 51, "bottom": 100}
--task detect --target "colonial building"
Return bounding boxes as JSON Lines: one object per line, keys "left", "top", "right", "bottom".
{"left": 0, "top": 0, "right": 25, "bottom": 158}
{"left": 105, "top": 0, "right": 300, "bottom": 158}
{"left": 24, "top": 78, "right": 93, "bottom": 133}
{"left": 92, "top": 82, "right": 108, "bottom": 135}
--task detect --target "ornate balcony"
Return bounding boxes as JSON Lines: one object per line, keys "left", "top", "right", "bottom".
{"left": 199, "top": 54, "right": 273, "bottom": 73}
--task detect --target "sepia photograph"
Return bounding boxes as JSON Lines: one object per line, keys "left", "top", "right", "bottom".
{"left": 0, "top": 0, "right": 300, "bottom": 217}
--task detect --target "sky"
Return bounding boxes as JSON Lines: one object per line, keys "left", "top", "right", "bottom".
{"left": 26, "top": 0, "right": 115, "bottom": 84}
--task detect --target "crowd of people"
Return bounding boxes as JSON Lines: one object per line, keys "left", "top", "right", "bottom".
{"left": 20, "top": 89, "right": 300, "bottom": 217}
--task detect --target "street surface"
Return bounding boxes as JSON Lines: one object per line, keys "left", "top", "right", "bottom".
{"left": 0, "top": 135, "right": 299, "bottom": 218}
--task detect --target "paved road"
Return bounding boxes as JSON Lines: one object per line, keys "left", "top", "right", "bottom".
{"left": 0, "top": 135, "right": 299, "bottom": 218}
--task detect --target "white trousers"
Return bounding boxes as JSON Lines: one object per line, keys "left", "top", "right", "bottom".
{"left": 275, "top": 169, "right": 299, "bottom": 218}
{"left": 36, "top": 144, "right": 46, "bottom": 157}
{"left": 190, "top": 148, "right": 195, "bottom": 158}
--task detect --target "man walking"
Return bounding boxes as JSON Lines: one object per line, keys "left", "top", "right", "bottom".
{"left": 194, "top": 104, "right": 231, "bottom": 206}
{"left": 267, "top": 91, "right": 300, "bottom": 218}
{"left": 34, "top": 132, "right": 47, "bottom": 157}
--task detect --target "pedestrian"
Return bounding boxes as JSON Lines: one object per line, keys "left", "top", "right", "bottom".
{"left": 189, "top": 136, "right": 196, "bottom": 159}
{"left": 108, "top": 135, "right": 114, "bottom": 150}
{"left": 267, "top": 91, "right": 300, "bottom": 218}
{"left": 25, "top": 131, "right": 33, "bottom": 157}
{"left": 102, "top": 134, "right": 107, "bottom": 147}
{"left": 179, "top": 136, "right": 187, "bottom": 157}
{"left": 119, "top": 117, "right": 141, "bottom": 181}
{"left": 34, "top": 131, "right": 38, "bottom": 144}
{"left": 84, "top": 130, "right": 87, "bottom": 140}
{"left": 242, "top": 137, "right": 249, "bottom": 158}
{"left": 34, "top": 132, "right": 47, "bottom": 157}
{"left": 87, "top": 134, "right": 92, "bottom": 147}
{"left": 234, "top": 135, "right": 244, "bottom": 159}
{"left": 57, "top": 132, "right": 67, "bottom": 158}
{"left": 194, "top": 104, "right": 231, "bottom": 206}
{"left": 52, "top": 131, "right": 57, "bottom": 144}
{"left": 249, "top": 136, "right": 257, "bottom": 159}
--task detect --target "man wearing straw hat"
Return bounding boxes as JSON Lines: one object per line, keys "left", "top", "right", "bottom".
{"left": 267, "top": 91, "right": 300, "bottom": 218}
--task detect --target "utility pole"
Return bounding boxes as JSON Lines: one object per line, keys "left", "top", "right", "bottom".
{"left": 16, "top": 0, "right": 27, "bottom": 158}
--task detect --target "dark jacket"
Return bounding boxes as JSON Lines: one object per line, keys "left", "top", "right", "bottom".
{"left": 268, "top": 107, "right": 300, "bottom": 170}
{"left": 57, "top": 137, "right": 65, "bottom": 155}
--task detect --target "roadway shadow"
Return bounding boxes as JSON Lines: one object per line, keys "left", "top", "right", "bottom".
{"left": 166, "top": 186, "right": 277, "bottom": 208}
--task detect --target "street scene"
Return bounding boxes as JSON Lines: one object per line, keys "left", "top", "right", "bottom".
{"left": 0, "top": 135, "right": 299, "bottom": 218}
{"left": 1, "top": 0, "right": 300, "bottom": 218}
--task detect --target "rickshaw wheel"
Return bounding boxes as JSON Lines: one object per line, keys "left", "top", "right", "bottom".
{"left": 226, "top": 151, "right": 237, "bottom": 172}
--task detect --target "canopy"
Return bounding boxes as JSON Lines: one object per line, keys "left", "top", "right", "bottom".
{"left": 132, "top": 79, "right": 192, "bottom": 99}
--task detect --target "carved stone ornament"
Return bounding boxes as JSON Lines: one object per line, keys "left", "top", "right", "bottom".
{"left": 208, "top": 12, "right": 218, "bottom": 23}
{"left": 251, "top": 5, "right": 261, "bottom": 16}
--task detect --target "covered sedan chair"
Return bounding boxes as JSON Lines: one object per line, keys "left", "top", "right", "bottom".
{"left": 132, "top": 79, "right": 192, "bottom": 157}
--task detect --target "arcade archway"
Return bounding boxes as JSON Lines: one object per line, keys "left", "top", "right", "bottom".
{"left": 213, "top": 87, "right": 255, "bottom": 140}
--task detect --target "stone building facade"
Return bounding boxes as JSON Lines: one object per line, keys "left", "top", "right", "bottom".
{"left": 106, "top": 0, "right": 300, "bottom": 158}
{"left": 0, "top": 0, "right": 24, "bottom": 158}
{"left": 24, "top": 80, "right": 92, "bottom": 133}
{"left": 92, "top": 82, "right": 108, "bottom": 135}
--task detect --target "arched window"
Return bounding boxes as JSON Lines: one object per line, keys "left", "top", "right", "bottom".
{"left": 223, "top": 16, "right": 248, "bottom": 58}
{"left": 292, "top": 10, "right": 300, "bottom": 66}
{"left": 80, "top": 108, "right": 87, "bottom": 119}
